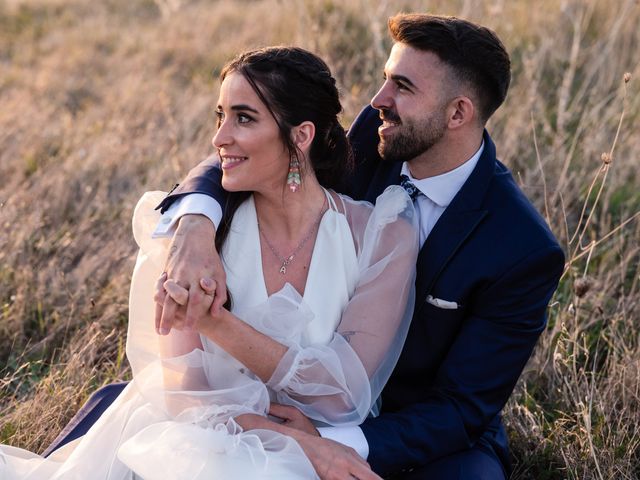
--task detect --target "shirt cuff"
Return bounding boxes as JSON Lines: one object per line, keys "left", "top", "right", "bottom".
{"left": 152, "top": 193, "right": 223, "bottom": 238}
{"left": 317, "top": 426, "right": 369, "bottom": 460}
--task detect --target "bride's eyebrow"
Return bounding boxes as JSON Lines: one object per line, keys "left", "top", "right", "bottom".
{"left": 230, "top": 104, "right": 260, "bottom": 114}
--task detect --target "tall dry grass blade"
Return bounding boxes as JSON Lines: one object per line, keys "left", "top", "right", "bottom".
{"left": 531, "top": 111, "right": 550, "bottom": 223}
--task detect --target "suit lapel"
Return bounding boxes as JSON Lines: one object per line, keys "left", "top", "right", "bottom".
{"left": 359, "top": 126, "right": 499, "bottom": 304}
{"left": 413, "top": 131, "right": 497, "bottom": 307}
{"left": 414, "top": 210, "right": 487, "bottom": 308}
{"left": 365, "top": 161, "right": 402, "bottom": 203}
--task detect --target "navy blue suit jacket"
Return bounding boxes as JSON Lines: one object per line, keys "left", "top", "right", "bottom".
{"left": 158, "top": 105, "right": 565, "bottom": 477}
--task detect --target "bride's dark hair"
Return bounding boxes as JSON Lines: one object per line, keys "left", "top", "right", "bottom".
{"left": 220, "top": 46, "right": 353, "bottom": 188}
{"left": 214, "top": 46, "right": 354, "bottom": 254}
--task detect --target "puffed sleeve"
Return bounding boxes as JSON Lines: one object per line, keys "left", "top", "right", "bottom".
{"left": 128, "top": 191, "right": 204, "bottom": 377}
{"left": 265, "top": 186, "right": 419, "bottom": 426}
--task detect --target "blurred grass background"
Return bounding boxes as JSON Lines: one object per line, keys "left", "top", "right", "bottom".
{"left": 0, "top": 0, "right": 638, "bottom": 478}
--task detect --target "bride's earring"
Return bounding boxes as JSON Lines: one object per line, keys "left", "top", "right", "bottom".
{"left": 287, "top": 122, "right": 314, "bottom": 193}
{"left": 287, "top": 158, "right": 301, "bottom": 192}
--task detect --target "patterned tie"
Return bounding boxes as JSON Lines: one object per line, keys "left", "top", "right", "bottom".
{"left": 399, "top": 174, "right": 422, "bottom": 201}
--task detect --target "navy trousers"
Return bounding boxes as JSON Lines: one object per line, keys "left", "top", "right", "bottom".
{"left": 397, "top": 447, "right": 506, "bottom": 480}
{"left": 45, "top": 383, "right": 506, "bottom": 479}
{"left": 43, "top": 382, "right": 128, "bottom": 457}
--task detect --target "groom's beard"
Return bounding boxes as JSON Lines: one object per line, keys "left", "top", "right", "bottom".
{"left": 377, "top": 107, "right": 447, "bottom": 163}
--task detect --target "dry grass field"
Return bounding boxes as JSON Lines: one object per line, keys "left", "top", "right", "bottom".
{"left": 1, "top": 0, "right": 639, "bottom": 478}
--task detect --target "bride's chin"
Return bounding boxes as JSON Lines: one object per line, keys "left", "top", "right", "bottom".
{"left": 221, "top": 177, "right": 243, "bottom": 192}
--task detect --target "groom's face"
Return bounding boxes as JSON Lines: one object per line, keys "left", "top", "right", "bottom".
{"left": 371, "top": 43, "right": 452, "bottom": 163}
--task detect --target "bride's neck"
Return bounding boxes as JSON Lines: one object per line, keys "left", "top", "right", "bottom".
{"left": 253, "top": 178, "right": 326, "bottom": 240}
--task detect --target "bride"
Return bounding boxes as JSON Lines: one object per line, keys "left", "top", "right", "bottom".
{"left": 0, "top": 46, "right": 418, "bottom": 479}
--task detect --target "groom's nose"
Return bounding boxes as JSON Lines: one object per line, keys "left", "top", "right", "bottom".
{"left": 371, "top": 80, "right": 394, "bottom": 112}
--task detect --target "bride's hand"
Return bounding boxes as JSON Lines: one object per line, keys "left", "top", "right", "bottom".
{"left": 234, "top": 413, "right": 280, "bottom": 432}
{"left": 154, "top": 273, "right": 183, "bottom": 333}
{"left": 154, "top": 214, "right": 228, "bottom": 334}
{"left": 155, "top": 277, "right": 215, "bottom": 333}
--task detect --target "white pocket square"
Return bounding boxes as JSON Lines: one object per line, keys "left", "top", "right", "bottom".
{"left": 425, "top": 295, "right": 460, "bottom": 310}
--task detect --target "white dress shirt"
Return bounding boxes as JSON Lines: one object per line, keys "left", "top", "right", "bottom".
{"left": 403, "top": 141, "right": 483, "bottom": 248}
{"left": 152, "top": 141, "right": 484, "bottom": 458}
{"left": 153, "top": 193, "right": 223, "bottom": 238}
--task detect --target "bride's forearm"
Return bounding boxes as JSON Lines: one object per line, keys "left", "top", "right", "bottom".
{"left": 158, "top": 330, "right": 209, "bottom": 414}
{"left": 200, "top": 312, "right": 369, "bottom": 417}
{"left": 198, "top": 312, "right": 366, "bottom": 420}
{"left": 199, "top": 309, "right": 288, "bottom": 383}
{"left": 159, "top": 329, "right": 203, "bottom": 359}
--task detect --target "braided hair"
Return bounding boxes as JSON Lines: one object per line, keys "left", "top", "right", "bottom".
{"left": 214, "top": 47, "right": 354, "bottom": 260}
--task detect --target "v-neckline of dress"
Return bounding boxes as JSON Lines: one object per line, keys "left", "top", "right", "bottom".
{"left": 255, "top": 190, "right": 336, "bottom": 302}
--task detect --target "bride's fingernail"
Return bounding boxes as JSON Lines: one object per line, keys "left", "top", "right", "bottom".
{"left": 159, "top": 327, "right": 170, "bottom": 335}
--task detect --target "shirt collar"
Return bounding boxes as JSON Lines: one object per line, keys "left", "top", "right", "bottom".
{"left": 401, "top": 141, "right": 484, "bottom": 208}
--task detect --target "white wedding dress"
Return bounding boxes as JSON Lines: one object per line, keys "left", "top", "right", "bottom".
{"left": 0, "top": 187, "right": 418, "bottom": 479}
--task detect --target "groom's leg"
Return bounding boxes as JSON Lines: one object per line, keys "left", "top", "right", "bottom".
{"left": 398, "top": 445, "right": 506, "bottom": 480}
{"left": 43, "top": 382, "right": 128, "bottom": 457}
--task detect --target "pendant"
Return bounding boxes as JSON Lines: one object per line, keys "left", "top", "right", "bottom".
{"left": 279, "top": 255, "right": 295, "bottom": 275}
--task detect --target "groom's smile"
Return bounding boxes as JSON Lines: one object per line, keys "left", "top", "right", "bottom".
{"left": 377, "top": 108, "right": 402, "bottom": 137}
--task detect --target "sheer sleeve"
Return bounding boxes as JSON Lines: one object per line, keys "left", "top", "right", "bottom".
{"left": 127, "top": 192, "right": 270, "bottom": 421}
{"left": 128, "top": 192, "right": 205, "bottom": 387}
{"left": 266, "top": 186, "right": 419, "bottom": 426}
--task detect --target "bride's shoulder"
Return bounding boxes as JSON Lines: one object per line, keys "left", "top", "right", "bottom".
{"left": 325, "top": 190, "right": 371, "bottom": 235}
{"left": 328, "top": 186, "right": 416, "bottom": 243}
{"left": 330, "top": 186, "right": 413, "bottom": 222}
{"left": 328, "top": 190, "right": 372, "bottom": 215}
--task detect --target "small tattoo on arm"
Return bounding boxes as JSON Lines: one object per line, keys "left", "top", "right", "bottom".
{"left": 340, "top": 331, "right": 357, "bottom": 343}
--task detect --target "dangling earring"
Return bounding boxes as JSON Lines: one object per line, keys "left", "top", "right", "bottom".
{"left": 287, "top": 158, "right": 301, "bottom": 192}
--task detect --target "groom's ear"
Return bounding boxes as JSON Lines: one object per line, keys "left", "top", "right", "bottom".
{"left": 446, "top": 96, "right": 476, "bottom": 130}
{"left": 291, "top": 121, "right": 315, "bottom": 152}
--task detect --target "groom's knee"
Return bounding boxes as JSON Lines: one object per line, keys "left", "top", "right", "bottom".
{"left": 43, "top": 382, "right": 128, "bottom": 457}
{"left": 396, "top": 446, "right": 506, "bottom": 480}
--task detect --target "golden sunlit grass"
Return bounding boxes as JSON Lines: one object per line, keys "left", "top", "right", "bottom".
{"left": 1, "top": 0, "right": 639, "bottom": 478}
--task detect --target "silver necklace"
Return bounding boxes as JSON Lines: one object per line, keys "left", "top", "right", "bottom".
{"left": 258, "top": 197, "right": 328, "bottom": 275}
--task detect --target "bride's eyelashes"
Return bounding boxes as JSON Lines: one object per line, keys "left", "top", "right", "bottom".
{"left": 237, "top": 113, "right": 254, "bottom": 124}
{"left": 215, "top": 108, "right": 257, "bottom": 128}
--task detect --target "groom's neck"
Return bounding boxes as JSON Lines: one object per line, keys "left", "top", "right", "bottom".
{"left": 407, "top": 128, "right": 484, "bottom": 180}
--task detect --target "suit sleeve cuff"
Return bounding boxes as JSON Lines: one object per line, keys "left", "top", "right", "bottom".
{"left": 317, "top": 426, "right": 369, "bottom": 460}
{"left": 152, "top": 193, "right": 222, "bottom": 238}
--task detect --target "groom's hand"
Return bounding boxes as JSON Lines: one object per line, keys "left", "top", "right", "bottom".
{"left": 269, "top": 403, "right": 319, "bottom": 436}
{"left": 155, "top": 214, "right": 227, "bottom": 334}
{"left": 294, "top": 433, "right": 381, "bottom": 480}
{"left": 236, "top": 411, "right": 380, "bottom": 480}
{"left": 268, "top": 405, "right": 380, "bottom": 480}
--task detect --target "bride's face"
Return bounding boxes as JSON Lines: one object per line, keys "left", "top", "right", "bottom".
{"left": 213, "top": 72, "right": 289, "bottom": 194}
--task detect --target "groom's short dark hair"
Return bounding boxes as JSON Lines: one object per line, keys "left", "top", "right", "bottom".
{"left": 388, "top": 13, "right": 511, "bottom": 123}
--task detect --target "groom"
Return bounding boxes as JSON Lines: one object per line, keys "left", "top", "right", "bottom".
{"left": 52, "top": 13, "right": 563, "bottom": 480}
